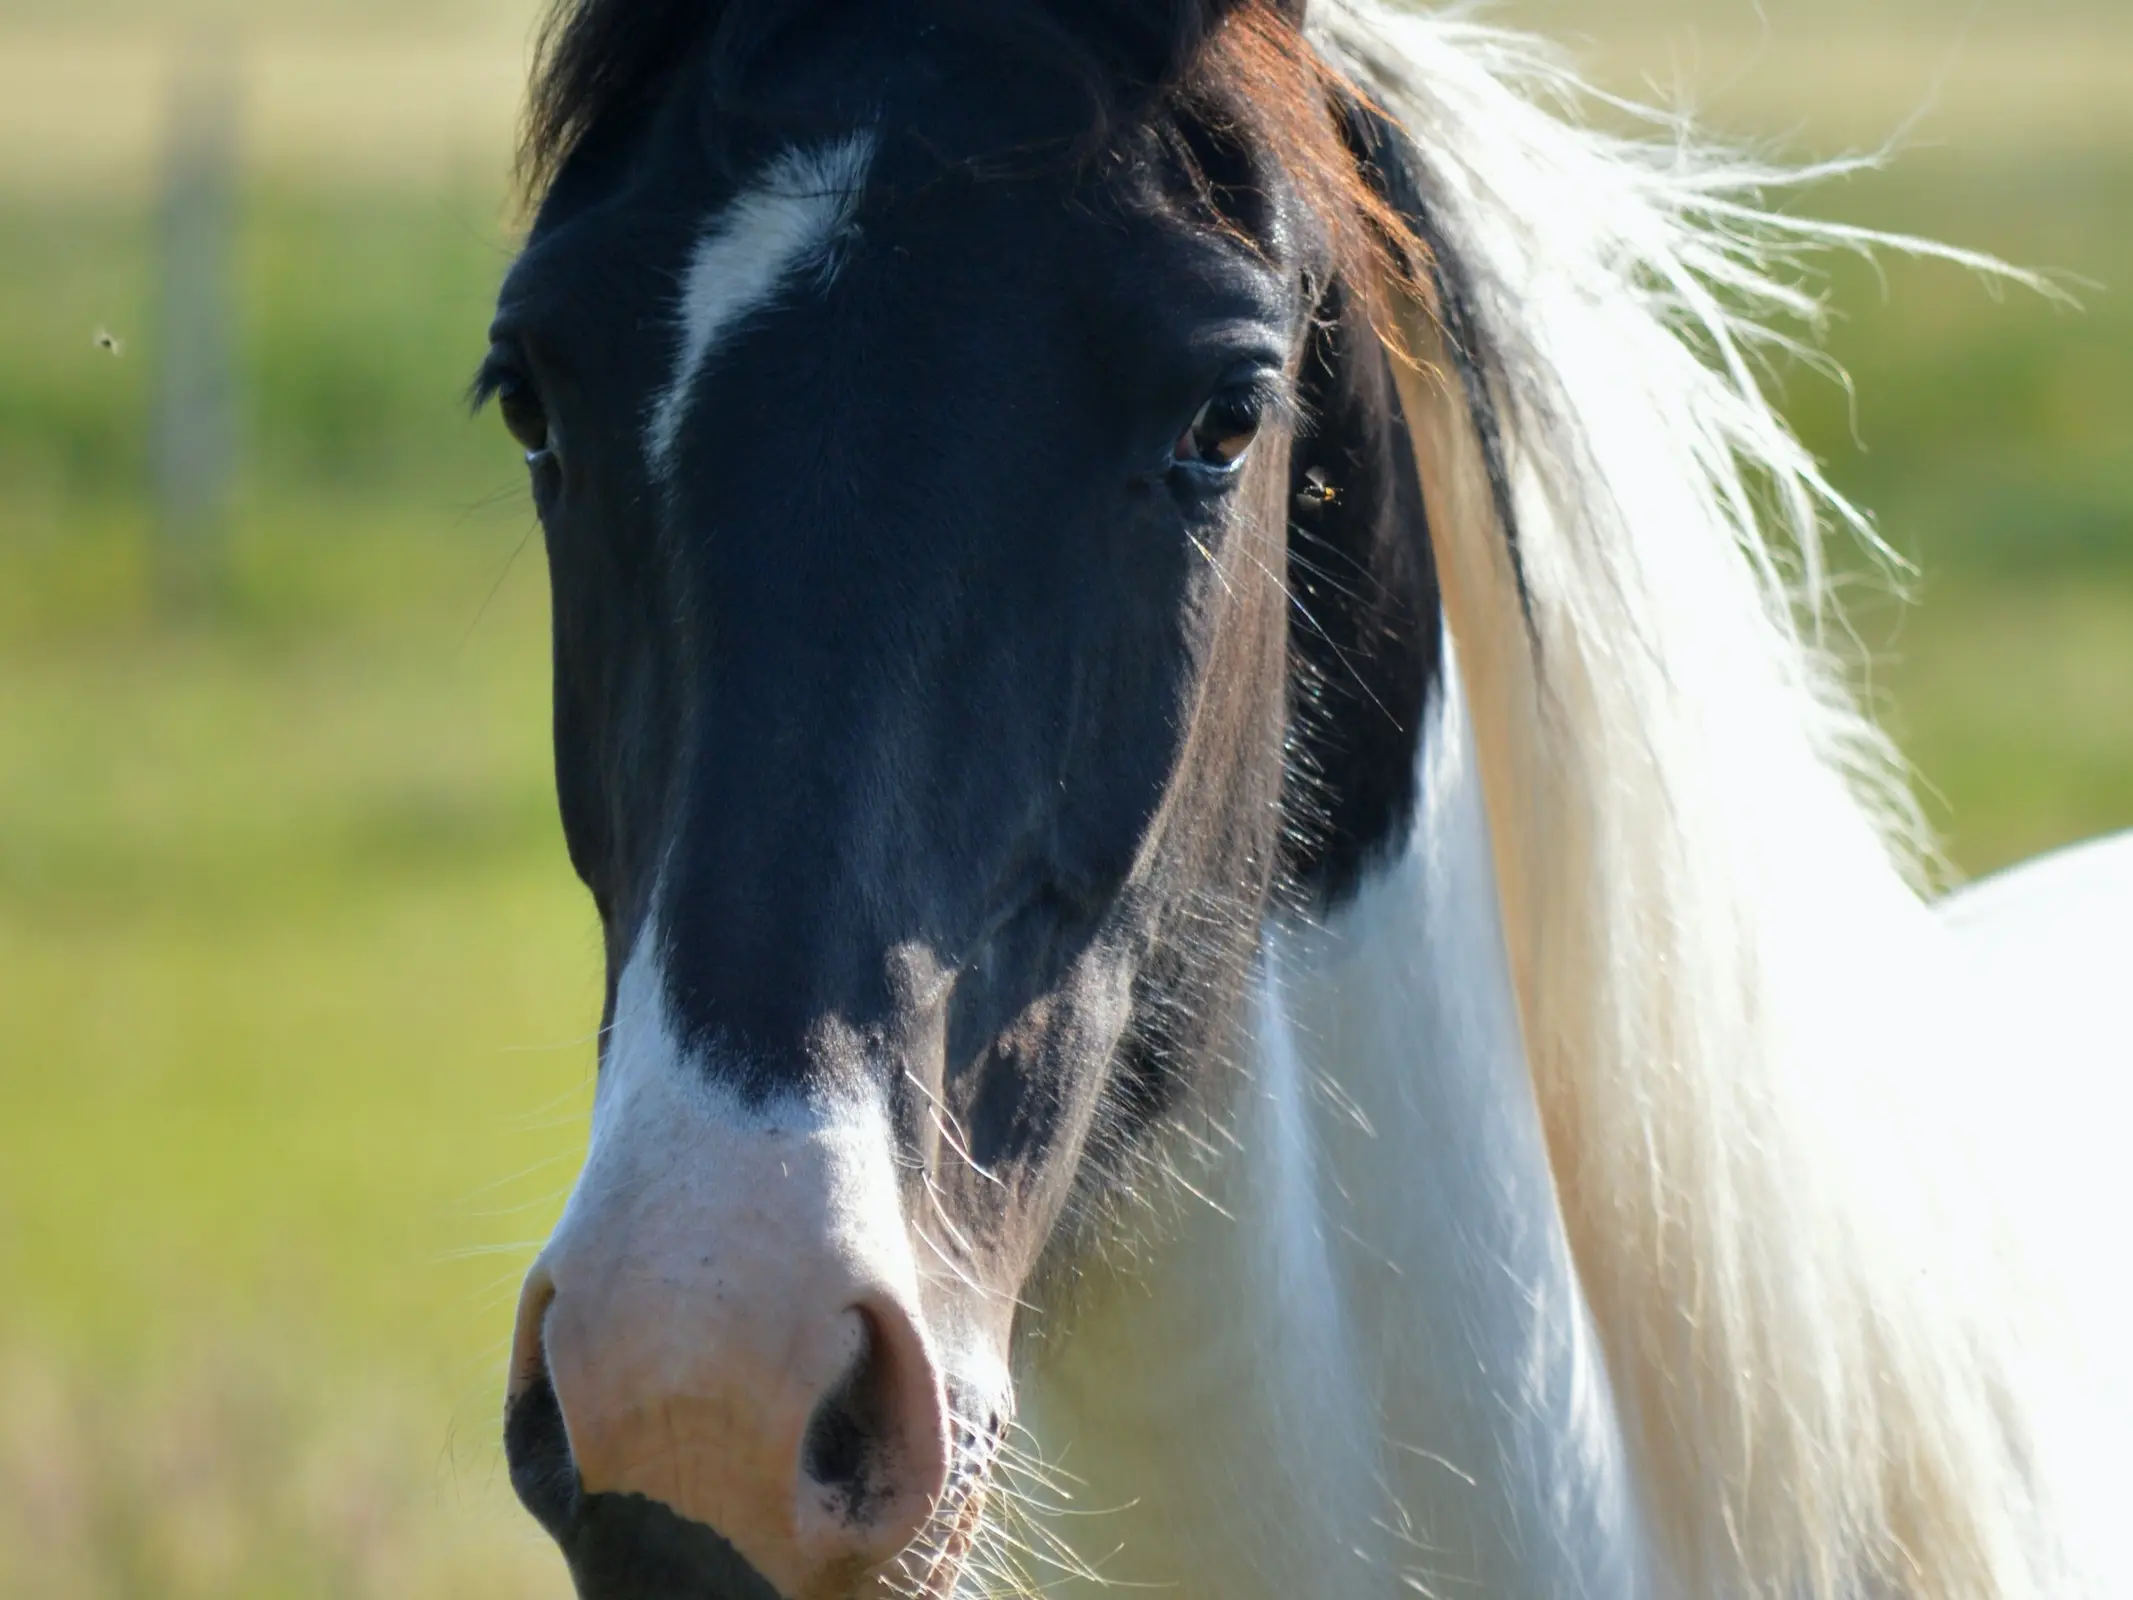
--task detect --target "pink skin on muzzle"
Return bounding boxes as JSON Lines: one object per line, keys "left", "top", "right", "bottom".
{"left": 510, "top": 1032, "right": 960, "bottom": 1600}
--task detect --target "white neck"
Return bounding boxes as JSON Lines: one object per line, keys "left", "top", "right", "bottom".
{"left": 1014, "top": 645, "right": 1660, "bottom": 1599}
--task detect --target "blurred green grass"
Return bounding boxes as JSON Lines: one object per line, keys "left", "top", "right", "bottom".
{"left": 0, "top": 53, "right": 2129, "bottom": 1600}
{"left": 0, "top": 187, "right": 586, "bottom": 1596}
{"left": 1781, "top": 152, "right": 2133, "bottom": 868}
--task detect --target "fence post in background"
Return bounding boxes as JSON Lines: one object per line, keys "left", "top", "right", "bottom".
{"left": 154, "top": 45, "right": 240, "bottom": 605}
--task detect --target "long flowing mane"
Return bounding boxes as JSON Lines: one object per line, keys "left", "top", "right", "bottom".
{"left": 1318, "top": 5, "right": 2061, "bottom": 1595}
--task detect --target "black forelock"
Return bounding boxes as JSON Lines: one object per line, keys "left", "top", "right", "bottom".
{"left": 520, "top": 0, "right": 1285, "bottom": 202}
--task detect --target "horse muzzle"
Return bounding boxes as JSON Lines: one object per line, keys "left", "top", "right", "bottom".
{"left": 504, "top": 1075, "right": 980, "bottom": 1600}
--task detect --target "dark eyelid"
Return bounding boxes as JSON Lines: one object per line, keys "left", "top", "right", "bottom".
{"left": 469, "top": 336, "right": 537, "bottom": 414}
{"left": 1172, "top": 363, "right": 1297, "bottom": 444}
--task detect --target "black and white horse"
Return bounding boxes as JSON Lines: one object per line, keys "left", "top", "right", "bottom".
{"left": 478, "top": 2, "right": 2133, "bottom": 1595}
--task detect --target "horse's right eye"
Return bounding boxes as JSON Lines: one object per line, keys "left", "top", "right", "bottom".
{"left": 1172, "top": 384, "right": 1271, "bottom": 478}
{"left": 497, "top": 379, "right": 552, "bottom": 460}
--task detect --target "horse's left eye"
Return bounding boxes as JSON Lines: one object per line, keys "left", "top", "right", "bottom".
{"left": 496, "top": 378, "right": 551, "bottom": 460}
{"left": 1173, "top": 388, "right": 1266, "bottom": 474}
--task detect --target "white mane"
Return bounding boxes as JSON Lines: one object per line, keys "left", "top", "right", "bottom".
{"left": 1312, "top": 6, "right": 2079, "bottom": 1595}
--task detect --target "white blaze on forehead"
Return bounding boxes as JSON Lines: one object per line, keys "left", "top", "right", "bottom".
{"left": 645, "top": 132, "right": 876, "bottom": 475}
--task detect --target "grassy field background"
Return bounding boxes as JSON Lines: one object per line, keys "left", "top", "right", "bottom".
{"left": 1, "top": 2, "right": 2128, "bottom": 1593}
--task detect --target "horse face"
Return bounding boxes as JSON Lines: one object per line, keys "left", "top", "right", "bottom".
{"left": 486, "top": 14, "right": 1335, "bottom": 1595}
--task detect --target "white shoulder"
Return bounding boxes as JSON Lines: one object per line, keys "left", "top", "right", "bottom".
{"left": 1938, "top": 830, "right": 2133, "bottom": 1091}
{"left": 1941, "top": 830, "right": 2133, "bottom": 996}
{"left": 1937, "top": 834, "right": 2133, "bottom": 1595}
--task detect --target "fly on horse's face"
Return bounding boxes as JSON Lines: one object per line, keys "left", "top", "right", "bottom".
{"left": 485, "top": 3, "right": 1434, "bottom": 1594}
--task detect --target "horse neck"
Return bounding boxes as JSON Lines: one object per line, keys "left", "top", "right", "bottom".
{"left": 1013, "top": 642, "right": 1661, "bottom": 1600}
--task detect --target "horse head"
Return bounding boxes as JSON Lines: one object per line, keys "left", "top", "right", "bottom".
{"left": 484, "top": 2, "right": 1437, "bottom": 1594}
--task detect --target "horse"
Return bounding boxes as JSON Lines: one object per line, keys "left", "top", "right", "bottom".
{"left": 475, "top": 2, "right": 2133, "bottom": 1595}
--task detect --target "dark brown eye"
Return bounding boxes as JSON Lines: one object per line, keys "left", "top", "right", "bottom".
{"left": 1172, "top": 388, "right": 1265, "bottom": 474}
{"left": 496, "top": 378, "right": 551, "bottom": 459}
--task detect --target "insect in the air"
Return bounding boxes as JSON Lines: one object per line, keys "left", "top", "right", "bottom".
{"left": 92, "top": 329, "right": 123, "bottom": 356}
{"left": 1297, "top": 465, "right": 1341, "bottom": 509}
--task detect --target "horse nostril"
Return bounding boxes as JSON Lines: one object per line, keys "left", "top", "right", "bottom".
{"left": 800, "top": 1305, "right": 903, "bottom": 1522}
{"left": 509, "top": 1263, "right": 558, "bottom": 1402}
{"left": 801, "top": 1345, "right": 870, "bottom": 1508}
{"left": 797, "top": 1298, "right": 948, "bottom": 1547}
{"left": 506, "top": 1112, "right": 954, "bottom": 1595}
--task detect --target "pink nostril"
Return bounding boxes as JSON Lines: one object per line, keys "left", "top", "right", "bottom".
{"left": 798, "top": 1297, "right": 950, "bottom": 1547}
{"left": 508, "top": 1264, "right": 558, "bottom": 1405}
{"left": 801, "top": 1309, "right": 886, "bottom": 1509}
{"left": 510, "top": 1249, "right": 949, "bottom": 1593}
{"left": 503, "top": 1105, "right": 956, "bottom": 1594}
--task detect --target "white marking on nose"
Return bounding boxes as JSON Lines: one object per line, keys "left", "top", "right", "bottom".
{"left": 517, "top": 928, "right": 952, "bottom": 1593}
{"left": 566, "top": 926, "right": 916, "bottom": 1289}
{"left": 646, "top": 132, "right": 876, "bottom": 475}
